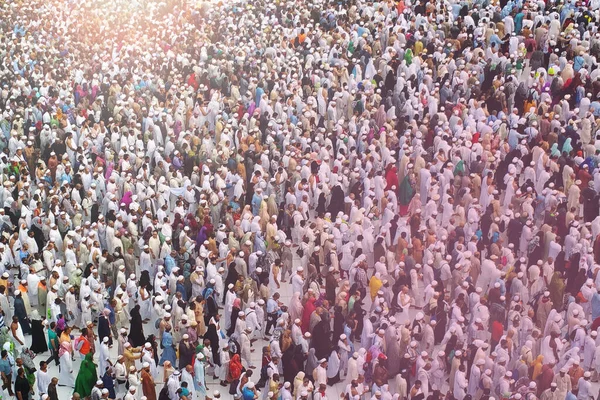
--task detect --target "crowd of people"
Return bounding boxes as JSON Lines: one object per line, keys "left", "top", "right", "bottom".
{"left": 1, "top": 0, "right": 600, "bottom": 398}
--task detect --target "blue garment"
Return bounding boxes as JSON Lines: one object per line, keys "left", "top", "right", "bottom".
{"left": 590, "top": 101, "right": 600, "bottom": 116}
{"left": 159, "top": 332, "right": 177, "bottom": 367}
{"left": 495, "top": 278, "right": 507, "bottom": 296}
{"left": 164, "top": 255, "right": 176, "bottom": 275}
{"left": 254, "top": 233, "right": 267, "bottom": 254}
{"left": 242, "top": 387, "right": 256, "bottom": 400}
{"left": 255, "top": 87, "right": 264, "bottom": 107}
{"left": 60, "top": 173, "right": 72, "bottom": 185}
{"left": 194, "top": 359, "right": 206, "bottom": 395}
{"left": 251, "top": 193, "right": 262, "bottom": 215}
{"left": 562, "top": 138, "right": 573, "bottom": 154}
{"left": 592, "top": 293, "right": 600, "bottom": 321}
{"left": 176, "top": 282, "right": 187, "bottom": 301}
{"left": 0, "top": 358, "right": 10, "bottom": 375}
{"left": 102, "top": 371, "right": 116, "bottom": 399}
{"left": 508, "top": 129, "right": 527, "bottom": 150}
{"left": 489, "top": 34, "right": 502, "bottom": 48}
{"left": 19, "top": 249, "right": 29, "bottom": 263}
{"left": 574, "top": 55, "right": 585, "bottom": 72}
{"left": 514, "top": 12, "right": 524, "bottom": 33}
{"left": 106, "top": 304, "right": 116, "bottom": 324}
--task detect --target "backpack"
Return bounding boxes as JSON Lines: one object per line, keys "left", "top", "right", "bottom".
{"left": 228, "top": 337, "right": 240, "bottom": 355}
{"left": 257, "top": 364, "right": 269, "bottom": 388}
{"left": 75, "top": 337, "right": 85, "bottom": 352}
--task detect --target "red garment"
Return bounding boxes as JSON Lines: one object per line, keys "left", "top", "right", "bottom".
{"left": 301, "top": 298, "right": 317, "bottom": 333}
{"left": 578, "top": 168, "right": 593, "bottom": 189}
{"left": 491, "top": 320, "right": 504, "bottom": 342}
{"left": 229, "top": 354, "right": 243, "bottom": 380}
{"left": 385, "top": 166, "right": 399, "bottom": 190}
{"left": 538, "top": 364, "right": 555, "bottom": 395}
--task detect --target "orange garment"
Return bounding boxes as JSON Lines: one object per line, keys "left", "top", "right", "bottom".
{"left": 77, "top": 335, "right": 91, "bottom": 355}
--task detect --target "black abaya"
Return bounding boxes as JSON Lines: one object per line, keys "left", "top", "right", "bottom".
{"left": 178, "top": 340, "right": 195, "bottom": 369}
{"left": 312, "top": 320, "right": 332, "bottom": 360}
{"left": 98, "top": 315, "right": 112, "bottom": 346}
{"left": 30, "top": 319, "right": 48, "bottom": 353}
{"left": 227, "top": 306, "right": 241, "bottom": 337}
{"left": 282, "top": 344, "right": 300, "bottom": 383}
{"left": 204, "top": 323, "right": 221, "bottom": 366}
{"left": 14, "top": 297, "right": 30, "bottom": 334}
{"left": 128, "top": 306, "right": 146, "bottom": 347}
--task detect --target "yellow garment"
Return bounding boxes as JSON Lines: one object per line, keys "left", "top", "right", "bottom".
{"left": 531, "top": 355, "right": 544, "bottom": 380}
{"left": 369, "top": 276, "right": 383, "bottom": 301}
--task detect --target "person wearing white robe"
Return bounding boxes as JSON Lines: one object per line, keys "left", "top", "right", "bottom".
{"left": 346, "top": 353, "right": 359, "bottom": 385}
{"left": 361, "top": 316, "right": 375, "bottom": 349}
{"left": 224, "top": 284, "right": 236, "bottom": 330}
{"left": 417, "top": 365, "right": 431, "bottom": 398}
{"left": 468, "top": 360, "right": 484, "bottom": 396}
{"left": 419, "top": 168, "right": 431, "bottom": 206}
{"left": 98, "top": 337, "right": 110, "bottom": 376}
{"left": 167, "top": 371, "right": 182, "bottom": 400}
{"left": 410, "top": 267, "right": 425, "bottom": 308}
{"left": 142, "top": 344, "right": 158, "bottom": 378}
{"left": 181, "top": 365, "right": 196, "bottom": 400}
{"left": 327, "top": 349, "right": 341, "bottom": 382}
{"left": 59, "top": 341, "right": 75, "bottom": 388}
{"left": 194, "top": 353, "right": 207, "bottom": 397}
{"left": 36, "top": 363, "right": 52, "bottom": 397}
{"left": 541, "top": 333, "right": 563, "bottom": 365}
{"left": 583, "top": 331, "right": 597, "bottom": 370}
{"left": 245, "top": 303, "right": 262, "bottom": 339}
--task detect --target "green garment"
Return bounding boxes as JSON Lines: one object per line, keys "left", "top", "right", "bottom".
{"left": 74, "top": 353, "right": 97, "bottom": 398}
{"left": 348, "top": 41, "right": 355, "bottom": 55}
{"left": 453, "top": 160, "right": 465, "bottom": 176}
{"left": 404, "top": 49, "right": 413, "bottom": 66}
{"left": 399, "top": 175, "right": 415, "bottom": 206}
{"left": 47, "top": 329, "right": 58, "bottom": 350}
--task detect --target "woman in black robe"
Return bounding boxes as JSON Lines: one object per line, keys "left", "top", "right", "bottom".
{"left": 282, "top": 343, "right": 300, "bottom": 383}
{"left": 128, "top": 305, "right": 146, "bottom": 347}
{"left": 98, "top": 312, "right": 112, "bottom": 346}
{"left": 178, "top": 336, "right": 195, "bottom": 368}
{"left": 30, "top": 220, "right": 45, "bottom": 254}
{"left": 29, "top": 310, "right": 48, "bottom": 354}
{"left": 147, "top": 334, "right": 159, "bottom": 366}
{"left": 204, "top": 315, "right": 221, "bottom": 367}
{"left": 90, "top": 203, "right": 99, "bottom": 224}
{"left": 565, "top": 261, "right": 586, "bottom": 296}
{"left": 527, "top": 231, "right": 545, "bottom": 265}
{"left": 223, "top": 262, "right": 239, "bottom": 304}
{"left": 14, "top": 292, "right": 30, "bottom": 334}
{"left": 227, "top": 301, "right": 242, "bottom": 337}
{"left": 139, "top": 271, "right": 153, "bottom": 295}
{"left": 332, "top": 306, "right": 344, "bottom": 342}
{"left": 433, "top": 296, "right": 450, "bottom": 344}
{"left": 315, "top": 193, "right": 326, "bottom": 215}
{"left": 312, "top": 317, "right": 332, "bottom": 360}
{"left": 204, "top": 292, "right": 219, "bottom": 326}
{"left": 327, "top": 185, "right": 345, "bottom": 219}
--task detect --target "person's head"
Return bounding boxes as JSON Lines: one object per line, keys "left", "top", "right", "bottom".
{"left": 40, "top": 361, "right": 47, "bottom": 371}
{"left": 17, "top": 367, "right": 24, "bottom": 377}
